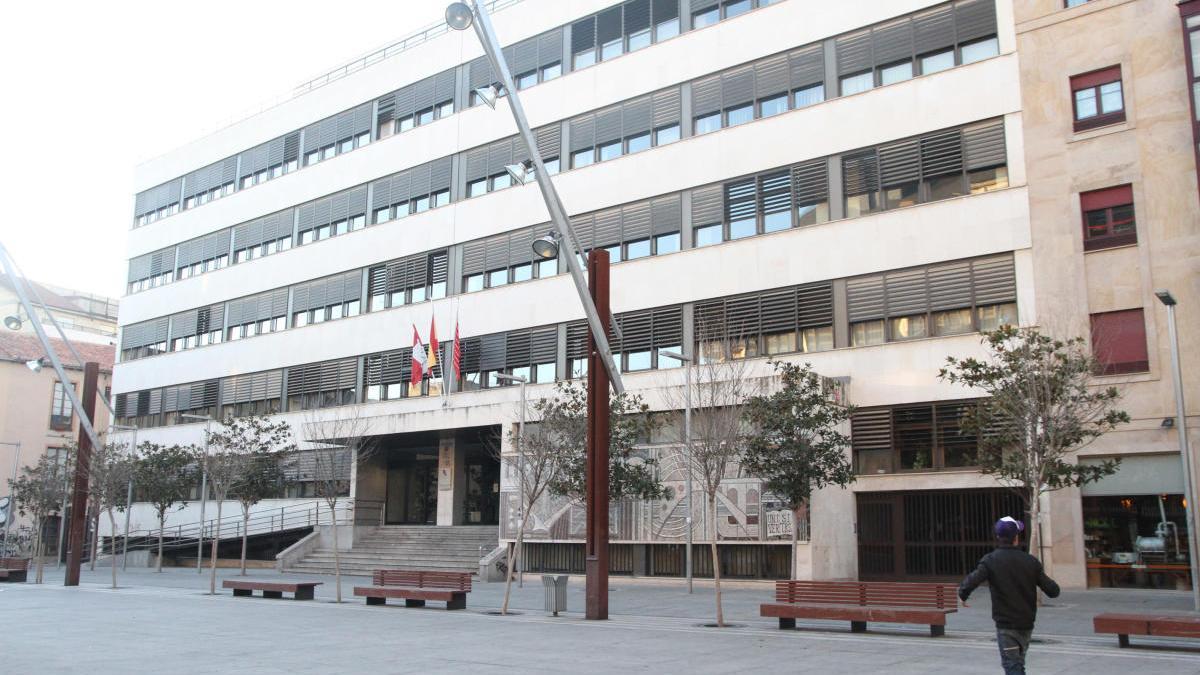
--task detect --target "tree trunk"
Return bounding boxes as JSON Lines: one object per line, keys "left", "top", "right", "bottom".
{"left": 156, "top": 514, "right": 165, "bottom": 572}
{"left": 240, "top": 509, "right": 249, "bottom": 576}
{"left": 791, "top": 506, "right": 799, "bottom": 581}
{"left": 710, "top": 493, "right": 724, "bottom": 628}
{"left": 502, "top": 512, "right": 531, "bottom": 615}
{"left": 108, "top": 509, "right": 119, "bottom": 589}
{"left": 89, "top": 507, "right": 99, "bottom": 571}
{"left": 1028, "top": 490, "right": 1044, "bottom": 606}
{"left": 208, "top": 500, "right": 222, "bottom": 595}
{"left": 331, "top": 501, "right": 342, "bottom": 603}
{"left": 34, "top": 517, "right": 44, "bottom": 584}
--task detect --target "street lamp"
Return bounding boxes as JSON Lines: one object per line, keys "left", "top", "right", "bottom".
{"left": 660, "top": 350, "right": 695, "bottom": 593}
{"left": 1155, "top": 290, "right": 1199, "bottom": 611}
{"left": 25, "top": 358, "right": 45, "bottom": 373}
{"left": 3, "top": 314, "right": 20, "bottom": 331}
{"left": 495, "top": 372, "right": 527, "bottom": 586}
{"left": 0, "top": 441, "right": 20, "bottom": 554}
{"left": 181, "top": 413, "right": 213, "bottom": 573}
{"left": 447, "top": 0, "right": 623, "bottom": 620}
{"left": 109, "top": 424, "right": 138, "bottom": 570}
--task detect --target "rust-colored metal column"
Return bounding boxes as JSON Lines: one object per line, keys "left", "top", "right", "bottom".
{"left": 64, "top": 361, "right": 99, "bottom": 586}
{"left": 585, "top": 249, "right": 610, "bottom": 620}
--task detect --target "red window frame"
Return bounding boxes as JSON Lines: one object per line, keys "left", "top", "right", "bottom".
{"left": 1080, "top": 184, "right": 1136, "bottom": 251}
{"left": 1090, "top": 308, "right": 1149, "bottom": 375}
{"left": 1070, "top": 66, "right": 1125, "bottom": 132}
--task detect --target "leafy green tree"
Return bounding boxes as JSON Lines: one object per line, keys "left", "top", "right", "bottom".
{"left": 742, "top": 361, "right": 855, "bottom": 579}
{"left": 89, "top": 439, "right": 135, "bottom": 588}
{"left": 134, "top": 443, "right": 196, "bottom": 572}
{"left": 8, "top": 453, "right": 72, "bottom": 583}
{"left": 204, "top": 415, "right": 295, "bottom": 593}
{"left": 541, "top": 381, "right": 669, "bottom": 503}
{"left": 940, "top": 326, "right": 1129, "bottom": 561}
{"left": 229, "top": 448, "right": 287, "bottom": 575}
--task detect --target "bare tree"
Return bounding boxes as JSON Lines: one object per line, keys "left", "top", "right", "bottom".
{"left": 940, "top": 326, "right": 1129, "bottom": 562}
{"left": 491, "top": 403, "right": 573, "bottom": 615}
{"left": 88, "top": 439, "right": 135, "bottom": 588}
{"left": 302, "top": 405, "right": 375, "bottom": 603}
{"left": 8, "top": 453, "right": 72, "bottom": 583}
{"left": 203, "top": 415, "right": 295, "bottom": 595}
{"left": 662, "top": 331, "right": 754, "bottom": 628}
{"left": 133, "top": 443, "right": 195, "bottom": 572}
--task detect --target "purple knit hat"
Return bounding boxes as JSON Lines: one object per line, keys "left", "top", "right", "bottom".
{"left": 994, "top": 516, "right": 1025, "bottom": 540}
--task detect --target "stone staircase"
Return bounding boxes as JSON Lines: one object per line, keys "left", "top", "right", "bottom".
{"left": 285, "top": 526, "right": 497, "bottom": 576}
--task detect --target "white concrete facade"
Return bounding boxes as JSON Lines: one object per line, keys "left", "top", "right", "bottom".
{"left": 116, "top": 0, "right": 1047, "bottom": 581}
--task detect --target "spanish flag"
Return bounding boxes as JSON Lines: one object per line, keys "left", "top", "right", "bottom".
{"left": 428, "top": 316, "right": 439, "bottom": 371}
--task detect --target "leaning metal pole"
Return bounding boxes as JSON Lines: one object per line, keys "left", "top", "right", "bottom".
{"left": 585, "top": 250, "right": 612, "bottom": 620}
{"left": 467, "top": 0, "right": 624, "bottom": 394}
{"left": 1164, "top": 302, "right": 1200, "bottom": 612}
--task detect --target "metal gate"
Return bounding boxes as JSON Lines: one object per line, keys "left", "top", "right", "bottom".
{"left": 857, "top": 489, "right": 1025, "bottom": 580}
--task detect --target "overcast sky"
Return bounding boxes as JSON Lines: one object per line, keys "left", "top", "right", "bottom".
{"left": 0, "top": 0, "right": 448, "bottom": 300}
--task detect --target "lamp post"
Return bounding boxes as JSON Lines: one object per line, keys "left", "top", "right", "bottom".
{"left": 109, "top": 424, "right": 138, "bottom": 570}
{"left": 1155, "top": 290, "right": 1199, "bottom": 611}
{"left": 445, "top": 0, "right": 623, "bottom": 620}
{"left": 495, "top": 372, "right": 527, "bottom": 587}
{"left": 0, "top": 441, "right": 19, "bottom": 554}
{"left": 182, "top": 414, "right": 212, "bottom": 572}
{"left": 660, "top": 350, "right": 695, "bottom": 593}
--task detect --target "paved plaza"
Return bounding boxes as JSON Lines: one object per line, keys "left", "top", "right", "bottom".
{"left": 2, "top": 567, "right": 1198, "bottom": 674}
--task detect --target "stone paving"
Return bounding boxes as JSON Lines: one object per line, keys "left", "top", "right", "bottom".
{"left": 2, "top": 566, "right": 1198, "bottom": 674}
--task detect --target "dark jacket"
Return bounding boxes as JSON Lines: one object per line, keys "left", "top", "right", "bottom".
{"left": 958, "top": 544, "right": 1061, "bottom": 630}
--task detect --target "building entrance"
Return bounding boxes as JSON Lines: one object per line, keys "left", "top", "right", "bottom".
{"left": 857, "top": 489, "right": 1024, "bottom": 580}
{"left": 385, "top": 453, "right": 439, "bottom": 525}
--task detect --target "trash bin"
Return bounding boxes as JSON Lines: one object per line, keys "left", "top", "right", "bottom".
{"left": 542, "top": 575, "right": 569, "bottom": 616}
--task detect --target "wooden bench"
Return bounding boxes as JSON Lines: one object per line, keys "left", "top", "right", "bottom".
{"left": 222, "top": 579, "right": 322, "bottom": 600}
{"left": 0, "top": 558, "right": 29, "bottom": 583}
{"left": 354, "top": 570, "right": 472, "bottom": 610}
{"left": 761, "top": 581, "right": 958, "bottom": 637}
{"left": 1094, "top": 612, "right": 1200, "bottom": 648}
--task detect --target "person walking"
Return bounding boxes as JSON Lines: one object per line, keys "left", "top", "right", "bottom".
{"left": 959, "top": 516, "right": 1061, "bottom": 675}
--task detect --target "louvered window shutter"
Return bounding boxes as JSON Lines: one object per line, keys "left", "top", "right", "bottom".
{"left": 652, "top": 306, "right": 683, "bottom": 348}
{"left": 913, "top": 4, "right": 956, "bottom": 55}
{"left": 693, "top": 300, "right": 726, "bottom": 343}
{"left": 622, "top": 201, "right": 652, "bottom": 242}
{"left": 971, "top": 255, "right": 1016, "bottom": 306}
{"left": 594, "top": 106, "right": 623, "bottom": 145}
{"left": 721, "top": 66, "right": 755, "bottom": 109}
{"left": 884, "top": 268, "right": 930, "bottom": 317}
{"left": 652, "top": 88, "right": 681, "bottom": 129}
{"left": 760, "top": 171, "right": 792, "bottom": 218}
{"left": 851, "top": 408, "right": 893, "bottom": 454}
{"left": 691, "top": 74, "right": 722, "bottom": 118}
{"left": 963, "top": 119, "right": 1006, "bottom": 170}
{"left": 842, "top": 151, "right": 880, "bottom": 198}
{"left": 878, "top": 138, "right": 921, "bottom": 187}
{"left": 847, "top": 274, "right": 886, "bottom": 322}
{"left": 760, "top": 289, "right": 798, "bottom": 335}
{"left": 691, "top": 185, "right": 723, "bottom": 227}
{"left": 955, "top": 0, "right": 998, "bottom": 43}
{"left": 570, "top": 115, "right": 595, "bottom": 151}
{"left": 622, "top": 96, "right": 653, "bottom": 139}
{"left": 618, "top": 310, "right": 653, "bottom": 353}
{"left": 652, "top": 0, "right": 678, "bottom": 23}
{"left": 530, "top": 328, "right": 558, "bottom": 364}
{"left": 566, "top": 322, "right": 589, "bottom": 360}
{"left": 872, "top": 17, "right": 914, "bottom": 66}
{"left": 788, "top": 44, "right": 825, "bottom": 90}
{"left": 479, "top": 334, "right": 507, "bottom": 371}
{"left": 651, "top": 195, "right": 682, "bottom": 235}
{"left": 725, "top": 179, "right": 757, "bottom": 223}
{"left": 596, "top": 6, "right": 622, "bottom": 47}
{"left": 797, "top": 281, "right": 834, "bottom": 328}
{"left": 571, "top": 17, "right": 596, "bottom": 55}
{"left": 725, "top": 295, "right": 761, "bottom": 340}
{"left": 927, "top": 260, "right": 973, "bottom": 311}
{"left": 755, "top": 55, "right": 789, "bottom": 100}
{"left": 919, "top": 128, "right": 964, "bottom": 179}
{"left": 624, "top": 0, "right": 650, "bottom": 35}
{"left": 506, "top": 330, "right": 533, "bottom": 369}
{"left": 836, "top": 30, "right": 874, "bottom": 76}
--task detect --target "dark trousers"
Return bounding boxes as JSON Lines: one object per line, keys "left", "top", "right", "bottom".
{"left": 996, "top": 628, "right": 1032, "bottom": 674}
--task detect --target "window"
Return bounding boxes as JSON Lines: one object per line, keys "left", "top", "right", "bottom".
{"left": 920, "top": 49, "right": 955, "bottom": 75}
{"left": 793, "top": 83, "right": 824, "bottom": 109}
{"left": 879, "top": 60, "right": 913, "bottom": 86}
{"left": 694, "top": 112, "right": 722, "bottom": 135}
{"left": 626, "top": 132, "right": 651, "bottom": 154}
{"left": 516, "top": 71, "right": 537, "bottom": 90}
{"left": 654, "top": 232, "right": 680, "bottom": 254}
{"left": 759, "top": 94, "right": 788, "bottom": 118}
{"left": 574, "top": 49, "right": 596, "bottom": 69}
{"left": 598, "top": 141, "right": 623, "bottom": 161}
{"left": 960, "top": 37, "right": 999, "bottom": 65}
{"left": 1080, "top": 185, "right": 1137, "bottom": 251}
{"left": 50, "top": 382, "right": 74, "bottom": 431}
{"left": 840, "top": 71, "right": 873, "bottom": 96}
{"left": 692, "top": 7, "right": 719, "bottom": 28}
{"left": 572, "top": 148, "right": 595, "bottom": 169}
{"left": 1091, "top": 308, "right": 1149, "bottom": 375}
{"left": 851, "top": 320, "right": 886, "bottom": 346}
{"left": 655, "top": 124, "right": 681, "bottom": 145}
{"left": 626, "top": 238, "right": 651, "bottom": 260}
{"left": 695, "top": 224, "right": 722, "bottom": 247}
{"left": 1071, "top": 66, "right": 1125, "bottom": 131}
{"left": 726, "top": 103, "right": 754, "bottom": 127}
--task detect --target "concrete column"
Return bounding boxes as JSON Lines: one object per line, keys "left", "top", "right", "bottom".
{"left": 436, "top": 431, "right": 465, "bottom": 526}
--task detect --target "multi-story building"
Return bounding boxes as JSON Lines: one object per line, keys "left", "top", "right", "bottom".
{"left": 0, "top": 332, "right": 113, "bottom": 554}
{"left": 1, "top": 274, "right": 119, "bottom": 346}
{"left": 110, "top": 0, "right": 1194, "bottom": 587}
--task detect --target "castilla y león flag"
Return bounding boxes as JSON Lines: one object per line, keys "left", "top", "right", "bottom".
{"left": 410, "top": 324, "right": 426, "bottom": 384}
